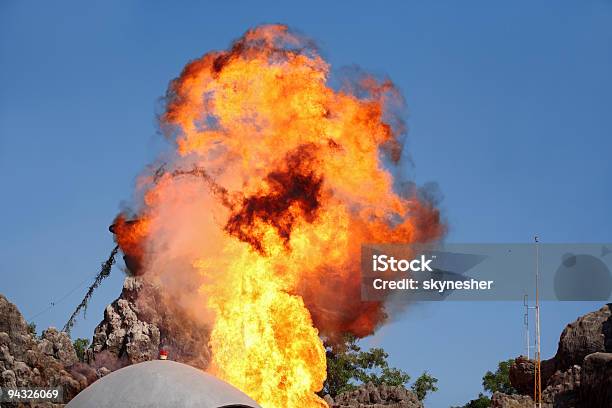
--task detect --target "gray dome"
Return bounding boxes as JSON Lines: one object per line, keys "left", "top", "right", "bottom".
{"left": 66, "top": 360, "right": 261, "bottom": 408}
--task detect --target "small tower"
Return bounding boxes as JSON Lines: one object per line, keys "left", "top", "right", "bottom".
{"left": 533, "top": 236, "right": 542, "bottom": 407}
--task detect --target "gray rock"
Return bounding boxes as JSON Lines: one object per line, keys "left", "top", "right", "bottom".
{"left": 87, "top": 276, "right": 210, "bottom": 371}
{"left": 0, "top": 294, "right": 35, "bottom": 360}
{"left": 97, "top": 366, "right": 111, "bottom": 377}
{"left": 2, "top": 369, "right": 17, "bottom": 387}
{"left": 509, "top": 303, "right": 612, "bottom": 408}
{"left": 541, "top": 365, "right": 580, "bottom": 406}
{"left": 579, "top": 352, "right": 612, "bottom": 407}
{"left": 491, "top": 392, "right": 547, "bottom": 408}
{"left": 38, "top": 328, "right": 79, "bottom": 367}
{"left": 0, "top": 294, "right": 87, "bottom": 406}
{"left": 553, "top": 304, "right": 611, "bottom": 368}
{"left": 329, "top": 383, "right": 423, "bottom": 408}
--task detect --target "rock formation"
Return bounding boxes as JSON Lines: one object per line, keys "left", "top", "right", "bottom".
{"left": 2, "top": 284, "right": 610, "bottom": 408}
{"left": 325, "top": 383, "right": 424, "bottom": 408}
{"left": 490, "top": 392, "right": 535, "bottom": 408}
{"left": 86, "top": 276, "right": 210, "bottom": 373}
{"left": 578, "top": 352, "right": 611, "bottom": 407}
{"left": 500, "top": 303, "right": 612, "bottom": 408}
{"left": 0, "top": 294, "right": 88, "bottom": 408}
{"left": 0, "top": 276, "right": 211, "bottom": 407}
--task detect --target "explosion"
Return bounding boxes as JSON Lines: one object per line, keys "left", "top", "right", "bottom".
{"left": 113, "top": 24, "right": 444, "bottom": 408}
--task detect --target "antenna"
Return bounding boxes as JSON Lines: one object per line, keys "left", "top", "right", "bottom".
{"left": 523, "top": 294, "right": 531, "bottom": 360}
{"left": 533, "top": 236, "right": 542, "bottom": 407}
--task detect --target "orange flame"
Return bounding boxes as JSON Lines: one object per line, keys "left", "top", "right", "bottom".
{"left": 113, "top": 24, "right": 444, "bottom": 408}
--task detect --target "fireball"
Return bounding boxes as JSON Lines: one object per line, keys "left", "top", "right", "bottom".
{"left": 113, "top": 24, "right": 443, "bottom": 408}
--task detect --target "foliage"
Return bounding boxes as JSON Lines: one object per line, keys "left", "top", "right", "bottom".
{"left": 63, "top": 245, "right": 119, "bottom": 335}
{"left": 73, "top": 338, "right": 90, "bottom": 362}
{"left": 321, "top": 334, "right": 411, "bottom": 398}
{"left": 454, "top": 358, "right": 517, "bottom": 407}
{"left": 452, "top": 393, "right": 491, "bottom": 408}
{"left": 411, "top": 371, "right": 439, "bottom": 401}
{"left": 27, "top": 321, "right": 37, "bottom": 337}
{"left": 482, "top": 359, "right": 516, "bottom": 395}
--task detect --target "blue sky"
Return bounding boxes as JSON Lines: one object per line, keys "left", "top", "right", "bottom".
{"left": 1, "top": 1, "right": 610, "bottom": 406}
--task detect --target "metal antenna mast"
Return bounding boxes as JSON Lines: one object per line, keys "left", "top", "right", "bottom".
{"left": 533, "top": 236, "right": 542, "bottom": 407}
{"left": 523, "top": 294, "right": 531, "bottom": 360}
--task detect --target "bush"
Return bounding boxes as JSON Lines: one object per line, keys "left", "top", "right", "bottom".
{"left": 321, "top": 334, "right": 411, "bottom": 398}
{"left": 482, "top": 359, "right": 516, "bottom": 395}
{"left": 73, "top": 338, "right": 90, "bottom": 362}
{"left": 453, "top": 358, "right": 517, "bottom": 407}
{"left": 452, "top": 393, "right": 491, "bottom": 408}
{"left": 411, "top": 371, "right": 439, "bottom": 401}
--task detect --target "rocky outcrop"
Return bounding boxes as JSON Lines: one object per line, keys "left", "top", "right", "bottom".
{"left": 507, "top": 303, "right": 612, "bottom": 408}
{"left": 326, "top": 383, "right": 423, "bottom": 408}
{"left": 541, "top": 364, "right": 581, "bottom": 406}
{"left": 0, "top": 294, "right": 86, "bottom": 407}
{"left": 507, "top": 356, "right": 535, "bottom": 395}
{"left": 554, "top": 304, "right": 611, "bottom": 368}
{"left": 86, "top": 276, "right": 210, "bottom": 374}
{"left": 0, "top": 275, "right": 211, "bottom": 407}
{"left": 579, "top": 352, "right": 612, "bottom": 407}
{"left": 491, "top": 392, "right": 542, "bottom": 408}
{"left": 2, "top": 288, "right": 610, "bottom": 408}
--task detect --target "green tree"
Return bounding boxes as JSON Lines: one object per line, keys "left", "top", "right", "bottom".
{"left": 411, "top": 371, "right": 439, "bottom": 401}
{"left": 73, "top": 338, "right": 90, "bottom": 362}
{"left": 452, "top": 393, "right": 491, "bottom": 408}
{"left": 321, "top": 334, "right": 411, "bottom": 398}
{"left": 453, "top": 358, "right": 517, "bottom": 407}
{"left": 27, "top": 322, "right": 37, "bottom": 337}
{"left": 482, "top": 359, "right": 516, "bottom": 395}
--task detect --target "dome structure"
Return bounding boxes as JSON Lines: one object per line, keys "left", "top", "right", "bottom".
{"left": 66, "top": 360, "right": 261, "bottom": 408}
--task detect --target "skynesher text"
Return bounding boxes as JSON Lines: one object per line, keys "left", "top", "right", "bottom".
{"left": 372, "top": 278, "right": 494, "bottom": 293}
